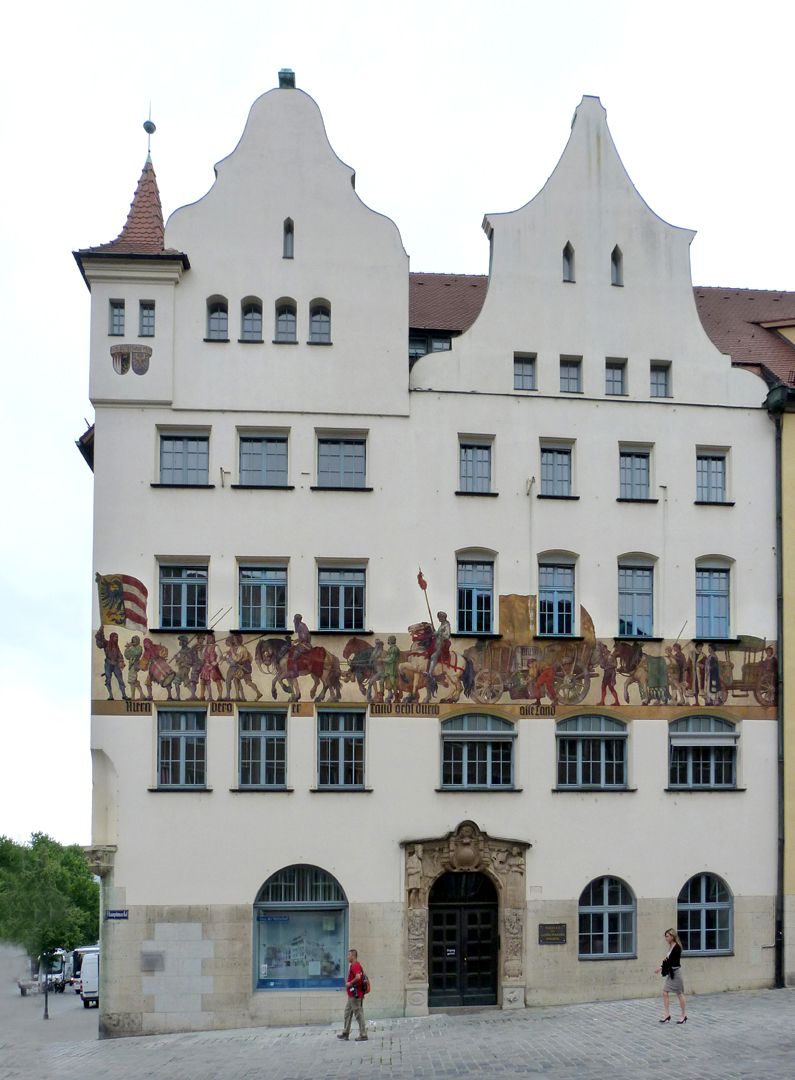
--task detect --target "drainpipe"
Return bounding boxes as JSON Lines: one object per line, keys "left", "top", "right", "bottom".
{"left": 766, "top": 386, "right": 786, "bottom": 988}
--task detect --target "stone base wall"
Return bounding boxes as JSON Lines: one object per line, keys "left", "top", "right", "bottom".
{"left": 784, "top": 893, "right": 795, "bottom": 987}
{"left": 98, "top": 895, "right": 776, "bottom": 1037}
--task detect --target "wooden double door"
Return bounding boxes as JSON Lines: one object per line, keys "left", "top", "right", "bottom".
{"left": 428, "top": 872, "right": 498, "bottom": 1007}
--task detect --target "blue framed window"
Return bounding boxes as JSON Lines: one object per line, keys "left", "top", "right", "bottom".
{"left": 275, "top": 301, "right": 297, "bottom": 342}
{"left": 459, "top": 443, "right": 491, "bottom": 492}
{"left": 540, "top": 447, "right": 572, "bottom": 496}
{"left": 309, "top": 303, "right": 331, "bottom": 343}
{"left": 538, "top": 563, "right": 574, "bottom": 635}
{"left": 697, "top": 454, "right": 727, "bottom": 502}
{"left": 605, "top": 360, "right": 626, "bottom": 395}
{"left": 318, "top": 568, "right": 365, "bottom": 630}
{"left": 557, "top": 715, "right": 627, "bottom": 789}
{"left": 206, "top": 299, "right": 228, "bottom": 340}
{"left": 241, "top": 301, "right": 263, "bottom": 342}
{"left": 579, "top": 877, "right": 635, "bottom": 958}
{"left": 457, "top": 560, "right": 493, "bottom": 633}
{"left": 618, "top": 565, "right": 653, "bottom": 637}
{"left": 239, "top": 436, "right": 288, "bottom": 486}
{"left": 650, "top": 363, "right": 670, "bottom": 397}
{"left": 139, "top": 301, "right": 155, "bottom": 337}
{"left": 157, "top": 710, "right": 206, "bottom": 788}
{"left": 239, "top": 711, "right": 287, "bottom": 788}
{"left": 669, "top": 716, "right": 737, "bottom": 789}
{"left": 678, "top": 873, "right": 732, "bottom": 954}
{"left": 317, "top": 439, "right": 365, "bottom": 488}
{"left": 317, "top": 711, "right": 365, "bottom": 788}
{"left": 696, "top": 567, "right": 730, "bottom": 638}
{"left": 441, "top": 714, "right": 515, "bottom": 788}
{"left": 560, "top": 357, "right": 581, "bottom": 392}
{"left": 619, "top": 451, "right": 650, "bottom": 499}
{"left": 160, "top": 434, "right": 209, "bottom": 485}
{"left": 254, "top": 865, "right": 347, "bottom": 990}
{"left": 514, "top": 354, "right": 537, "bottom": 390}
{"left": 159, "top": 565, "right": 208, "bottom": 630}
{"left": 239, "top": 567, "right": 287, "bottom": 630}
{"left": 109, "top": 300, "right": 125, "bottom": 336}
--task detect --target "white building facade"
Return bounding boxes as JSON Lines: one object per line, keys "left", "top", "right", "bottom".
{"left": 77, "top": 76, "right": 779, "bottom": 1037}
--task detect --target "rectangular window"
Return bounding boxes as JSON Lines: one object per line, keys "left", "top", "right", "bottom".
{"left": 158, "top": 710, "right": 206, "bottom": 788}
{"left": 160, "top": 434, "right": 209, "bottom": 486}
{"left": 540, "top": 446, "right": 572, "bottom": 496}
{"left": 605, "top": 360, "right": 626, "bottom": 395}
{"left": 317, "top": 711, "right": 364, "bottom": 788}
{"left": 239, "top": 567, "right": 287, "bottom": 630}
{"left": 696, "top": 568, "right": 730, "bottom": 638}
{"left": 538, "top": 564, "right": 574, "bottom": 636}
{"left": 317, "top": 438, "right": 366, "bottom": 488}
{"left": 619, "top": 450, "right": 650, "bottom": 499}
{"left": 159, "top": 566, "right": 208, "bottom": 630}
{"left": 430, "top": 337, "right": 452, "bottom": 352}
{"left": 459, "top": 443, "right": 492, "bottom": 493}
{"left": 669, "top": 745, "right": 736, "bottom": 788}
{"left": 318, "top": 567, "right": 365, "bottom": 631}
{"left": 139, "top": 301, "right": 155, "bottom": 337}
{"left": 650, "top": 362, "right": 670, "bottom": 397}
{"left": 514, "top": 354, "right": 537, "bottom": 390}
{"left": 696, "top": 453, "right": 727, "bottom": 503}
{"left": 457, "top": 560, "right": 493, "bottom": 633}
{"left": 560, "top": 357, "right": 582, "bottom": 393}
{"left": 109, "top": 300, "right": 125, "bottom": 336}
{"left": 618, "top": 566, "right": 653, "bottom": 637}
{"left": 239, "top": 711, "right": 287, "bottom": 788}
{"left": 239, "top": 436, "right": 288, "bottom": 486}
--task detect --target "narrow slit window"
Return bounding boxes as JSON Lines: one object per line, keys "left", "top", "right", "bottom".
{"left": 611, "top": 246, "right": 623, "bottom": 286}
{"left": 562, "top": 242, "right": 575, "bottom": 283}
{"left": 283, "top": 218, "right": 294, "bottom": 259}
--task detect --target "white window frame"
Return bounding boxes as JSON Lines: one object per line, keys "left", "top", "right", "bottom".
{"left": 578, "top": 877, "right": 636, "bottom": 959}
{"left": 157, "top": 709, "right": 207, "bottom": 789}
{"left": 538, "top": 556, "right": 576, "bottom": 636}
{"left": 239, "top": 710, "right": 288, "bottom": 788}
{"left": 316, "top": 711, "right": 365, "bottom": 788}
{"left": 677, "top": 873, "right": 733, "bottom": 955}
{"left": 158, "top": 563, "right": 209, "bottom": 630}
{"left": 695, "top": 560, "right": 732, "bottom": 639}
{"left": 456, "top": 558, "right": 494, "bottom": 634}
{"left": 556, "top": 715, "right": 628, "bottom": 789}
{"left": 669, "top": 716, "right": 738, "bottom": 790}
{"left": 317, "top": 564, "right": 366, "bottom": 631}
{"left": 239, "top": 564, "right": 288, "bottom": 631}
{"left": 440, "top": 714, "right": 516, "bottom": 789}
{"left": 617, "top": 560, "right": 654, "bottom": 638}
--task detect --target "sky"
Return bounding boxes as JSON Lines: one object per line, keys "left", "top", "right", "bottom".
{"left": 1, "top": 0, "right": 793, "bottom": 847}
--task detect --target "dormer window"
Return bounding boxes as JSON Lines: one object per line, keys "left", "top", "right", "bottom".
{"left": 562, "top": 242, "right": 575, "bottom": 283}
{"left": 206, "top": 298, "right": 229, "bottom": 341}
{"left": 611, "top": 246, "right": 623, "bottom": 286}
{"left": 283, "top": 218, "right": 294, "bottom": 259}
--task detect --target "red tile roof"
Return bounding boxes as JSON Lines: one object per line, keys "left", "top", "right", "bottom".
{"left": 83, "top": 158, "right": 166, "bottom": 254}
{"left": 409, "top": 273, "right": 795, "bottom": 383}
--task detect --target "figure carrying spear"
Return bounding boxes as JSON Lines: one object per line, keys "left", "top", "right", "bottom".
{"left": 417, "top": 568, "right": 451, "bottom": 674}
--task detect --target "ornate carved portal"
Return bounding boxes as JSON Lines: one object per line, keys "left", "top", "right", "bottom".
{"left": 402, "top": 820, "right": 530, "bottom": 1013}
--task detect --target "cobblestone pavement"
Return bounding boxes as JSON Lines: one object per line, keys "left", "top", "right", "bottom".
{"left": 2, "top": 969, "right": 794, "bottom": 1080}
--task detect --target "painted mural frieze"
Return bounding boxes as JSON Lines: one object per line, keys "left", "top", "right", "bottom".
{"left": 92, "top": 576, "right": 777, "bottom": 714}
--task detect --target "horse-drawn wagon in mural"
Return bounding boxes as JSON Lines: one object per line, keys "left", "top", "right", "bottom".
{"left": 712, "top": 638, "right": 776, "bottom": 706}
{"left": 468, "top": 639, "right": 597, "bottom": 706}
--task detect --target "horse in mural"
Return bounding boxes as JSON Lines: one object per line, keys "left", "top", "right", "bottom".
{"left": 612, "top": 640, "right": 669, "bottom": 705}
{"left": 398, "top": 622, "right": 476, "bottom": 704}
{"left": 254, "top": 638, "right": 342, "bottom": 702}
{"left": 341, "top": 637, "right": 376, "bottom": 695}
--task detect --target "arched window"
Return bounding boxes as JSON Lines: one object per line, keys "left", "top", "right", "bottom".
{"left": 669, "top": 716, "right": 737, "bottom": 788}
{"left": 611, "top": 245, "right": 623, "bottom": 286}
{"left": 678, "top": 873, "right": 732, "bottom": 954}
{"left": 557, "top": 715, "right": 627, "bottom": 788}
{"left": 309, "top": 301, "right": 331, "bottom": 344}
{"left": 254, "top": 865, "right": 347, "bottom": 990}
{"left": 440, "top": 714, "right": 515, "bottom": 789}
{"left": 240, "top": 298, "right": 263, "bottom": 342}
{"left": 274, "top": 300, "right": 297, "bottom": 343}
{"left": 695, "top": 558, "right": 732, "bottom": 639}
{"left": 579, "top": 876, "right": 635, "bottom": 958}
{"left": 283, "top": 218, "right": 294, "bottom": 259}
{"left": 206, "top": 297, "right": 228, "bottom": 341}
{"left": 562, "top": 242, "right": 575, "bottom": 283}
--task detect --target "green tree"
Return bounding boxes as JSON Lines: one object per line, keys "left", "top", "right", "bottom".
{"left": 0, "top": 833, "right": 99, "bottom": 957}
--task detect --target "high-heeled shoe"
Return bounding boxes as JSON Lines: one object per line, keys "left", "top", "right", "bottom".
{"left": 677, "top": 1016, "right": 687, "bottom": 1024}
{"left": 659, "top": 1016, "right": 671, "bottom": 1023}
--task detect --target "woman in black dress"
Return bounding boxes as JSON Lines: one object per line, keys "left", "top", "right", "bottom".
{"left": 655, "top": 928, "right": 686, "bottom": 1023}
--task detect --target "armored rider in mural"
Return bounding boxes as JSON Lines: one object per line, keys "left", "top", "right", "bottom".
{"left": 287, "top": 613, "right": 312, "bottom": 678}
{"left": 427, "top": 611, "right": 452, "bottom": 673}
{"left": 95, "top": 628, "right": 128, "bottom": 701}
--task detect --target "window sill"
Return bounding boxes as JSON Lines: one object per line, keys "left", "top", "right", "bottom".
{"left": 650, "top": 394, "right": 673, "bottom": 400}
{"left": 435, "top": 786, "right": 523, "bottom": 793}
{"left": 309, "top": 485, "right": 373, "bottom": 492}
{"left": 138, "top": 334, "right": 155, "bottom": 340}
{"left": 605, "top": 392, "right": 628, "bottom": 397}
{"left": 238, "top": 338, "right": 264, "bottom": 344}
{"left": 536, "top": 494, "right": 580, "bottom": 501}
{"left": 455, "top": 490, "right": 499, "bottom": 498}
{"left": 229, "top": 786, "right": 294, "bottom": 793}
{"left": 148, "top": 626, "right": 208, "bottom": 634}
{"left": 665, "top": 787, "right": 745, "bottom": 793}
{"left": 615, "top": 636, "right": 665, "bottom": 642}
{"left": 692, "top": 637, "right": 742, "bottom": 646}
{"left": 310, "top": 787, "right": 373, "bottom": 793}
{"left": 560, "top": 389, "right": 583, "bottom": 394}
{"left": 513, "top": 387, "right": 538, "bottom": 393}
{"left": 203, "top": 338, "right": 230, "bottom": 343}
{"left": 312, "top": 628, "right": 372, "bottom": 636}
{"left": 578, "top": 954, "right": 637, "bottom": 962}
{"left": 536, "top": 634, "right": 585, "bottom": 641}
{"left": 231, "top": 484, "right": 295, "bottom": 490}
{"left": 694, "top": 501, "right": 736, "bottom": 507}
{"left": 307, "top": 340, "right": 333, "bottom": 346}
{"left": 150, "top": 483, "right": 216, "bottom": 489}
{"left": 553, "top": 787, "right": 637, "bottom": 794}
{"left": 452, "top": 632, "right": 501, "bottom": 639}
{"left": 230, "top": 627, "right": 290, "bottom": 635}
{"left": 682, "top": 950, "right": 734, "bottom": 958}
{"left": 616, "top": 498, "right": 659, "bottom": 504}
{"left": 148, "top": 787, "right": 213, "bottom": 793}
{"left": 272, "top": 339, "right": 299, "bottom": 345}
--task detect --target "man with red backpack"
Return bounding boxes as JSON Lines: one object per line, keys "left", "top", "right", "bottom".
{"left": 337, "top": 948, "right": 368, "bottom": 1042}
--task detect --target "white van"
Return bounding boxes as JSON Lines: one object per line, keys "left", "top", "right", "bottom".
{"left": 80, "top": 951, "right": 99, "bottom": 1009}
